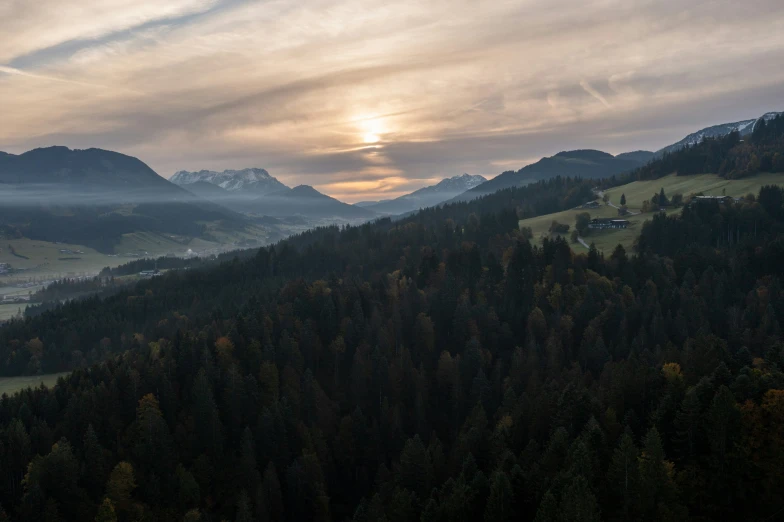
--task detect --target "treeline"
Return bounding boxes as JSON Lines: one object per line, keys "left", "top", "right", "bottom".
{"left": 637, "top": 185, "right": 784, "bottom": 260}
{"left": 631, "top": 114, "right": 784, "bottom": 181}
{"left": 30, "top": 277, "right": 118, "bottom": 304}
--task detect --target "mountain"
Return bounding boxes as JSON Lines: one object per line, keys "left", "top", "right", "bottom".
{"left": 0, "top": 146, "right": 183, "bottom": 194}
{"left": 0, "top": 147, "right": 248, "bottom": 252}
{"left": 363, "top": 173, "right": 487, "bottom": 215}
{"left": 657, "top": 111, "right": 783, "bottom": 156}
{"left": 635, "top": 111, "right": 784, "bottom": 180}
{"left": 171, "top": 167, "right": 373, "bottom": 220}
{"left": 5, "top": 160, "right": 784, "bottom": 521}
{"left": 170, "top": 167, "right": 288, "bottom": 195}
{"left": 252, "top": 185, "right": 377, "bottom": 219}
{"left": 615, "top": 150, "right": 655, "bottom": 164}
{"left": 451, "top": 149, "right": 648, "bottom": 202}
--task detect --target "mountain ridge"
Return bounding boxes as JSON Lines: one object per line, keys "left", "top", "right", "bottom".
{"left": 0, "top": 146, "right": 183, "bottom": 193}
{"left": 170, "top": 167, "right": 288, "bottom": 195}
{"left": 656, "top": 111, "right": 783, "bottom": 156}
{"left": 363, "top": 173, "right": 487, "bottom": 215}
{"left": 450, "top": 149, "right": 649, "bottom": 203}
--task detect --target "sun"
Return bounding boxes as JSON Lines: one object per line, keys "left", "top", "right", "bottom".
{"left": 356, "top": 114, "right": 385, "bottom": 145}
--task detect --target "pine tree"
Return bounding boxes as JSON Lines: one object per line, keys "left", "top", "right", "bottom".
{"left": 558, "top": 475, "right": 600, "bottom": 522}
{"left": 176, "top": 465, "right": 200, "bottom": 510}
{"left": 239, "top": 426, "right": 261, "bottom": 491}
{"left": 484, "top": 471, "right": 512, "bottom": 522}
{"left": 83, "top": 424, "right": 106, "bottom": 499}
{"left": 659, "top": 187, "right": 668, "bottom": 207}
{"left": 533, "top": 490, "right": 558, "bottom": 522}
{"left": 620, "top": 193, "right": 627, "bottom": 206}
{"left": 256, "top": 463, "right": 283, "bottom": 522}
{"left": 235, "top": 490, "right": 253, "bottom": 522}
{"left": 398, "top": 435, "right": 432, "bottom": 497}
{"left": 192, "top": 369, "right": 224, "bottom": 457}
{"left": 606, "top": 429, "right": 639, "bottom": 519}
{"left": 673, "top": 389, "right": 701, "bottom": 461}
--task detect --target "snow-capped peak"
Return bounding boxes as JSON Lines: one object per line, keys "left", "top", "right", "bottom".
{"left": 657, "top": 110, "right": 782, "bottom": 156}
{"left": 428, "top": 173, "right": 487, "bottom": 193}
{"left": 170, "top": 168, "right": 287, "bottom": 194}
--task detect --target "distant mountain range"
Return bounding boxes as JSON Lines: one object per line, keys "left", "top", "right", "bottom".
{"left": 171, "top": 168, "right": 375, "bottom": 219}
{"left": 2, "top": 109, "right": 780, "bottom": 253}
{"left": 450, "top": 150, "right": 653, "bottom": 202}
{"left": 171, "top": 168, "right": 287, "bottom": 195}
{"left": 0, "top": 147, "right": 246, "bottom": 252}
{"left": 656, "top": 111, "right": 783, "bottom": 156}
{"left": 361, "top": 174, "right": 487, "bottom": 215}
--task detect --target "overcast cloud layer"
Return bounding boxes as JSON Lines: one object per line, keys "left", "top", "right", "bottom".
{"left": 1, "top": 0, "right": 783, "bottom": 201}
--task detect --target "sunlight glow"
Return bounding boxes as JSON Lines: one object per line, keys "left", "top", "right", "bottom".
{"left": 357, "top": 114, "right": 386, "bottom": 145}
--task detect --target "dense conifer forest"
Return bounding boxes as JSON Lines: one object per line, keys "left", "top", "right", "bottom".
{"left": 2, "top": 128, "right": 784, "bottom": 521}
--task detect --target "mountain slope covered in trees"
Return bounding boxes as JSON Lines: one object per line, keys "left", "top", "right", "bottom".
{"left": 632, "top": 113, "right": 784, "bottom": 181}
{"left": 1, "top": 160, "right": 784, "bottom": 522}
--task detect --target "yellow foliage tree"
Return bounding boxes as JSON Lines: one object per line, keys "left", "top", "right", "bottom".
{"left": 106, "top": 461, "right": 136, "bottom": 516}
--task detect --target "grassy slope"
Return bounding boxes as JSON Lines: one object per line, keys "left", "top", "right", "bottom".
{"left": 0, "top": 222, "right": 271, "bottom": 284}
{"left": 0, "top": 238, "right": 113, "bottom": 279}
{"left": 520, "top": 172, "right": 784, "bottom": 253}
{"left": 0, "top": 372, "right": 70, "bottom": 396}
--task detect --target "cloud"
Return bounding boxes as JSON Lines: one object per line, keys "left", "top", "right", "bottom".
{"left": 579, "top": 80, "right": 611, "bottom": 108}
{"left": 2, "top": 0, "right": 784, "bottom": 201}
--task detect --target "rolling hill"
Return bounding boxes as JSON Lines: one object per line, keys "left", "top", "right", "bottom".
{"left": 451, "top": 149, "right": 651, "bottom": 202}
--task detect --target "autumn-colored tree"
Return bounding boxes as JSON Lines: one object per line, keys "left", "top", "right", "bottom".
{"left": 106, "top": 462, "right": 136, "bottom": 516}
{"left": 215, "top": 336, "right": 235, "bottom": 369}
{"left": 95, "top": 498, "right": 117, "bottom": 522}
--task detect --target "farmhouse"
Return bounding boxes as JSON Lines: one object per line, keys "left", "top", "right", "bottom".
{"left": 581, "top": 201, "right": 601, "bottom": 209}
{"left": 691, "top": 195, "right": 742, "bottom": 205}
{"left": 588, "top": 218, "right": 630, "bottom": 230}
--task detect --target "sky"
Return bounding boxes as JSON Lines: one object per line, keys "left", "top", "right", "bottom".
{"left": 1, "top": 0, "right": 783, "bottom": 203}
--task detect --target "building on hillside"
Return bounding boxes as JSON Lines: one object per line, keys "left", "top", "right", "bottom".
{"left": 588, "top": 218, "right": 630, "bottom": 230}
{"left": 689, "top": 195, "right": 746, "bottom": 208}
{"left": 692, "top": 195, "right": 733, "bottom": 204}
{"left": 581, "top": 201, "right": 601, "bottom": 209}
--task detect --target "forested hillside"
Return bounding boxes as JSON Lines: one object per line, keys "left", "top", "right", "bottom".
{"left": 1, "top": 168, "right": 784, "bottom": 522}
{"left": 633, "top": 114, "right": 784, "bottom": 180}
